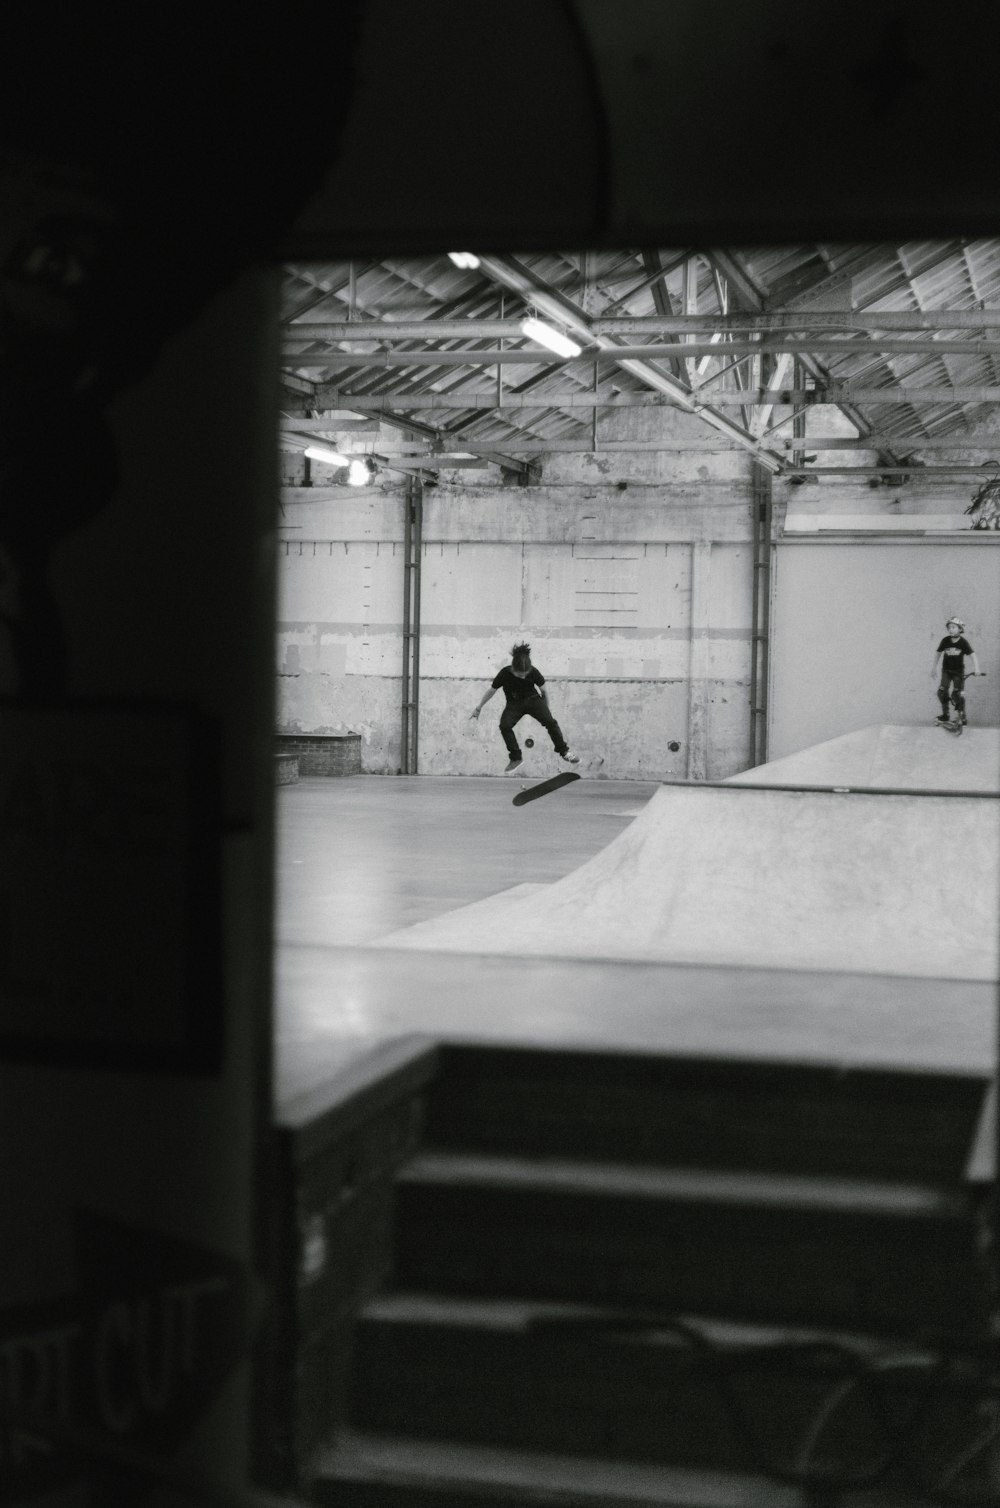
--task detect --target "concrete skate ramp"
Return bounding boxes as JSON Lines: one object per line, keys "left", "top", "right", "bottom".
{"left": 727, "top": 724, "right": 1000, "bottom": 793}
{"left": 378, "top": 781, "right": 999, "bottom": 981}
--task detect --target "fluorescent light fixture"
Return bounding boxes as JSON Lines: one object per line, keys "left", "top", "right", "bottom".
{"left": 304, "top": 444, "right": 348, "bottom": 466}
{"left": 347, "top": 458, "right": 372, "bottom": 486}
{"left": 519, "top": 316, "right": 581, "bottom": 359}
{"left": 447, "top": 251, "right": 480, "bottom": 269}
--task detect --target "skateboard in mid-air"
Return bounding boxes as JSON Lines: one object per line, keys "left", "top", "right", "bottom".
{"left": 511, "top": 751, "right": 602, "bottom": 805}
{"left": 512, "top": 770, "right": 582, "bottom": 806}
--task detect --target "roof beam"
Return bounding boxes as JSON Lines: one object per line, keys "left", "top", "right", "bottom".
{"left": 784, "top": 465, "right": 998, "bottom": 477}
{"left": 752, "top": 352, "right": 794, "bottom": 438}
{"left": 302, "top": 391, "right": 686, "bottom": 409}
{"left": 599, "top": 250, "right": 692, "bottom": 313}
{"left": 282, "top": 261, "right": 382, "bottom": 322}
{"left": 282, "top": 396, "right": 532, "bottom": 476}
{"left": 703, "top": 250, "right": 766, "bottom": 312}
{"left": 283, "top": 337, "right": 1000, "bottom": 363}
{"left": 670, "top": 386, "right": 1000, "bottom": 405}
{"left": 473, "top": 253, "right": 785, "bottom": 471}
{"left": 279, "top": 416, "right": 380, "bottom": 432}
{"left": 783, "top": 435, "right": 1000, "bottom": 451}
{"left": 704, "top": 247, "right": 909, "bottom": 463}
{"left": 639, "top": 249, "right": 685, "bottom": 381}
{"left": 282, "top": 433, "right": 744, "bottom": 454}
{"left": 299, "top": 384, "right": 1000, "bottom": 409}
{"left": 287, "top": 278, "right": 542, "bottom": 474}
{"left": 757, "top": 244, "right": 892, "bottom": 311}
{"left": 961, "top": 242, "right": 1000, "bottom": 391}
{"left": 284, "top": 311, "right": 1000, "bottom": 338}
{"left": 278, "top": 428, "right": 1000, "bottom": 458}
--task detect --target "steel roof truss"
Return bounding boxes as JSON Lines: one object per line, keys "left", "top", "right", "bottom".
{"left": 475, "top": 253, "right": 784, "bottom": 471}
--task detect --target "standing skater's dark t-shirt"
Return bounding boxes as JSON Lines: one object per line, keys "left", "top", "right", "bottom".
{"left": 937, "top": 635, "right": 974, "bottom": 669}
{"left": 492, "top": 666, "right": 545, "bottom": 704}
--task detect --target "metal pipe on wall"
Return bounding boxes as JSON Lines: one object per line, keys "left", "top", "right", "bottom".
{"left": 749, "top": 460, "right": 773, "bottom": 767}
{"left": 401, "top": 476, "right": 412, "bottom": 773}
{"left": 749, "top": 479, "right": 761, "bottom": 770}
{"left": 411, "top": 479, "right": 422, "bottom": 773}
{"left": 759, "top": 475, "right": 773, "bottom": 768}
{"left": 399, "top": 475, "right": 423, "bottom": 775}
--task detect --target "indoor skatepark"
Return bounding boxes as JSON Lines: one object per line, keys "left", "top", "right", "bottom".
{"left": 272, "top": 721, "right": 1000, "bottom": 1499}
{"left": 11, "top": 16, "right": 1000, "bottom": 1507}
{"left": 268, "top": 234, "right": 1000, "bottom": 1502}
{"left": 275, "top": 724, "right": 1000, "bottom": 1097}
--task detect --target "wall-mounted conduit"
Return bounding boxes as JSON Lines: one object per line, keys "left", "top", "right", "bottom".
{"left": 400, "top": 476, "right": 423, "bottom": 773}
{"left": 749, "top": 460, "right": 773, "bottom": 768}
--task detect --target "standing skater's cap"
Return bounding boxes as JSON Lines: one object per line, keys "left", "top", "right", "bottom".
{"left": 946, "top": 617, "right": 964, "bottom": 630}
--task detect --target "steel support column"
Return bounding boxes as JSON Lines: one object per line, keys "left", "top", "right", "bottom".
{"left": 400, "top": 475, "right": 422, "bottom": 774}
{"left": 749, "top": 461, "right": 773, "bottom": 768}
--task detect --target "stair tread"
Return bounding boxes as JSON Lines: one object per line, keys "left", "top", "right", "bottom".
{"left": 400, "top": 1150, "right": 969, "bottom": 1216}
{"left": 357, "top": 1292, "right": 932, "bottom": 1352}
{"left": 318, "top": 1427, "right": 914, "bottom": 1506}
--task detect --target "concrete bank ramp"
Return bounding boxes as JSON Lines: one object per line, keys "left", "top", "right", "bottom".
{"left": 728, "top": 724, "right": 1000, "bottom": 793}
{"left": 378, "top": 780, "right": 999, "bottom": 981}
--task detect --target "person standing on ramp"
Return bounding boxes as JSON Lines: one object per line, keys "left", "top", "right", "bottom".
{"left": 470, "top": 641, "right": 579, "bottom": 772}
{"left": 932, "top": 616, "right": 983, "bottom": 726}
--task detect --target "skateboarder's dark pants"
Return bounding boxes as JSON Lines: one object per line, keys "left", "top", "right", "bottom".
{"left": 938, "top": 669, "right": 966, "bottom": 716}
{"left": 500, "top": 695, "right": 568, "bottom": 759}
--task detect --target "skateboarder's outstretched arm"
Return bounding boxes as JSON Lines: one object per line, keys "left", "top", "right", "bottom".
{"left": 470, "top": 685, "right": 497, "bottom": 721}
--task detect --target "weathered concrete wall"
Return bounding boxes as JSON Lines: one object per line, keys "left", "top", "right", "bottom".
{"left": 276, "top": 537, "right": 405, "bottom": 771}
{"left": 280, "top": 396, "right": 1000, "bottom": 778}
{"left": 276, "top": 405, "right": 757, "bottom": 778}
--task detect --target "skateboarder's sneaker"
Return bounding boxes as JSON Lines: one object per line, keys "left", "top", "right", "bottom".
{"left": 505, "top": 757, "right": 523, "bottom": 772}
{"left": 936, "top": 714, "right": 950, "bottom": 723}
{"left": 560, "top": 750, "right": 580, "bottom": 764}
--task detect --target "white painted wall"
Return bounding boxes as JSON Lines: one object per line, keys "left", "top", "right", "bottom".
{"left": 769, "top": 542, "right": 1000, "bottom": 758}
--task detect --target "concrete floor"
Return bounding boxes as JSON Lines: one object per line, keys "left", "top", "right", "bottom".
{"left": 273, "top": 743, "right": 998, "bottom": 1118}
{"left": 276, "top": 775, "right": 656, "bottom": 951}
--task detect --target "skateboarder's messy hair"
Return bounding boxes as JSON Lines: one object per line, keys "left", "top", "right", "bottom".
{"left": 511, "top": 641, "right": 532, "bottom": 670}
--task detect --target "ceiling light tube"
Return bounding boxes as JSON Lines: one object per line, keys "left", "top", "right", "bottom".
{"left": 347, "top": 458, "right": 372, "bottom": 486}
{"left": 519, "top": 316, "right": 582, "bottom": 359}
{"left": 447, "top": 252, "right": 480, "bottom": 270}
{"left": 304, "top": 444, "right": 349, "bottom": 466}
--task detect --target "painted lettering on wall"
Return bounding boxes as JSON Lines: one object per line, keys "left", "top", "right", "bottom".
{"left": 0, "top": 1212, "right": 248, "bottom": 1499}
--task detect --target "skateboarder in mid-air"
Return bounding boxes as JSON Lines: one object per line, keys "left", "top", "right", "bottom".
{"left": 932, "top": 617, "right": 983, "bottom": 729}
{"left": 470, "top": 641, "right": 579, "bottom": 771}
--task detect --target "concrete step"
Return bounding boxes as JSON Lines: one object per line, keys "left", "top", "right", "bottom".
{"left": 312, "top": 1427, "right": 921, "bottom": 1507}
{"left": 349, "top": 1292, "right": 978, "bottom": 1481}
{"left": 394, "top": 1152, "right": 990, "bottom": 1336}
{"left": 423, "top": 1045, "right": 988, "bottom": 1184}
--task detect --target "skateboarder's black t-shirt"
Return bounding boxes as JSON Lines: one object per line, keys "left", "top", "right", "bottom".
{"left": 938, "top": 635, "right": 973, "bottom": 669}
{"left": 492, "top": 666, "right": 545, "bottom": 704}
